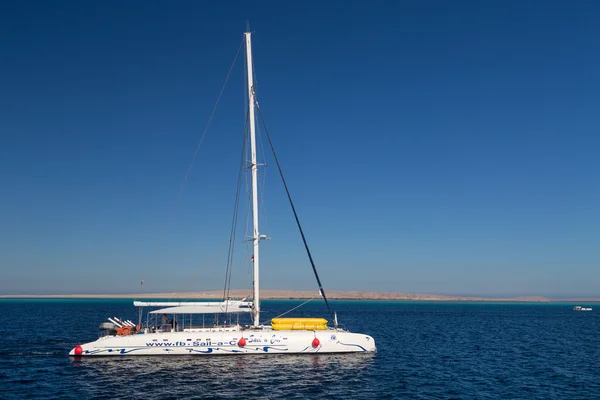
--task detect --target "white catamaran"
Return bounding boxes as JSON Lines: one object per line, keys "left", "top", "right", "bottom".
{"left": 69, "top": 31, "right": 375, "bottom": 357}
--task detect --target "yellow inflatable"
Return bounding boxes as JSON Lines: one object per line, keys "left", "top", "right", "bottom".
{"left": 271, "top": 318, "right": 328, "bottom": 331}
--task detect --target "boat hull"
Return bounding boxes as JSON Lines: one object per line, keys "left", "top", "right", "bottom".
{"left": 69, "top": 328, "right": 376, "bottom": 356}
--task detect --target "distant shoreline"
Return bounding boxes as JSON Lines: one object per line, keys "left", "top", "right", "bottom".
{"left": 1, "top": 290, "right": 598, "bottom": 302}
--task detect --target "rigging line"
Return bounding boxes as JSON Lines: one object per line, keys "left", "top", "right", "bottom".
{"left": 197, "top": 239, "right": 231, "bottom": 284}
{"left": 244, "top": 147, "right": 252, "bottom": 276}
{"left": 255, "top": 104, "right": 334, "bottom": 318}
{"left": 270, "top": 297, "right": 316, "bottom": 321}
{"left": 256, "top": 120, "right": 269, "bottom": 241}
{"left": 223, "top": 111, "right": 250, "bottom": 306}
{"left": 244, "top": 134, "right": 255, "bottom": 301}
{"left": 142, "top": 37, "right": 244, "bottom": 286}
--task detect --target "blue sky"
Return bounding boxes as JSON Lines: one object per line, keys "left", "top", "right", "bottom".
{"left": 0, "top": 1, "right": 598, "bottom": 296}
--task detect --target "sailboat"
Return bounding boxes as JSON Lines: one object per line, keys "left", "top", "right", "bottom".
{"left": 69, "top": 30, "right": 376, "bottom": 356}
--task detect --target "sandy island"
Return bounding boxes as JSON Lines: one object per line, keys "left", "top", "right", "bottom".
{"left": 1, "top": 290, "right": 598, "bottom": 302}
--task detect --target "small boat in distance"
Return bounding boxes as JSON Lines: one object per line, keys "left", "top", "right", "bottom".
{"left": 573, "top": 306, "right": 593, "bottom": 311}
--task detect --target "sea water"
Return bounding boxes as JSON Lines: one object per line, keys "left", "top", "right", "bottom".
{"left": 0, "top": 299, "right": 599, "bottom": 399}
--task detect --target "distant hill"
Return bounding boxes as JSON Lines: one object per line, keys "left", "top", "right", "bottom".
{"left": 2, "top": 289, "right": 598, "bottom": 302}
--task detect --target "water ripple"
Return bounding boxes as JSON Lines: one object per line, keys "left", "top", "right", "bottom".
{"left": 1, "top": 300, "right": 599, "bottom": 399}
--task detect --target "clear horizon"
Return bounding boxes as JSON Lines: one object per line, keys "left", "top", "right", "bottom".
{"left": 1, "top": 288, "right": 599, "bottom": 300}
{"left": 1, "top": 1, "right": 598, "bottom": 297}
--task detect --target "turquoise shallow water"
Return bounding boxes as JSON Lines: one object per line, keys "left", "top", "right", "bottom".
{"left": 1, "top": 299, "right": 599, "bottom": 399}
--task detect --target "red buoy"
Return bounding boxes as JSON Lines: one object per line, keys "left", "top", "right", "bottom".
{"left": 312, "top": 338, "right": 320, "bottom": 348}
{"left": 238, "top": 338, "right": 246, "bottom": 347}
{"left": 74, "top": 345, "right": 83, "bottom": 355}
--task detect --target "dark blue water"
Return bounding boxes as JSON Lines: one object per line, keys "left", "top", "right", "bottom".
{"left": 1, "top": 299, "right": 599, "bottom": 399}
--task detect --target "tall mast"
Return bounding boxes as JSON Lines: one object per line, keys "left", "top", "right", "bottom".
{"left": 245, "top": 31, "right": 261, "bottom": 327}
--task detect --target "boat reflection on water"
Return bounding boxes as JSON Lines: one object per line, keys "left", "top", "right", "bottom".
{"left": 72, "top": 353, "right": 376, "bottom": 397}
{"left": 75, "top": 353, "right": 375, "bottom": 374}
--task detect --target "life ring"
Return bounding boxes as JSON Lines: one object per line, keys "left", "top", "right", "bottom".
{"left": 118, "top": 326, "right": 132, "bottom": 336}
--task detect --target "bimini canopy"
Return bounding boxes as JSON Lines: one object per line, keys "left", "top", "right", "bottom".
{"left": 133, "top": 300, "right": 253, "bottom": 314}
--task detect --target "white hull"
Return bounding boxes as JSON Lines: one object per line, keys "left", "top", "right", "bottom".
{"left": 70, "top": 327, "right": 376, "bottom": 356}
